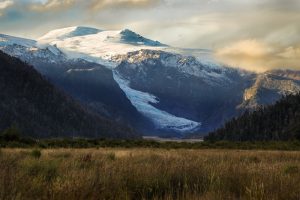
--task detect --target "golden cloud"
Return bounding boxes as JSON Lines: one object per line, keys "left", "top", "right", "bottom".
{"left": 89, "top": 0, "right": 160, "bottom": 10}
{"left": 29, "top": 0, "right": 159, "bottom": 12}
{"left": 215, "top": 40, "right": 300, "bottom": 72}
{"left": 216, "top": 39, "right": 273, "bottom": 58}
{"left": 30, "top": 0, "right": 76, "bottom": 12}
{"left": 278, "top": 46, "right": 300, "bottom": 59}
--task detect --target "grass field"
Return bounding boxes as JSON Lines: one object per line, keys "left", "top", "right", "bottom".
{"left": 1, "top": 148, "right": 300, "bottom": 200}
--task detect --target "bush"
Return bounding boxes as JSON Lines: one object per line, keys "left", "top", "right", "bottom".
{"left": 23, "top": 159, "right": 58, "bottom": 182}
{"left": 0, "top": 126, "right": 21, "bottom": 142}
{"left": 30, "top": 149, "right": 41, "bottom": 159}
{"left": 107, "top": 152, "right": 116, "bottom": 161}
{"left": 284, "top": 165, "right": 299, "bottom": 175}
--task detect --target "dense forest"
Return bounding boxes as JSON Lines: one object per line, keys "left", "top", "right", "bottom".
{"left": 206, "top": 93, "right": 300, "bottom": 141}
{"left": 0, "top": 51, "right": 138, "bottom": 139}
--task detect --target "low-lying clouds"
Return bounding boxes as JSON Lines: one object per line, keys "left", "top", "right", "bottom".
{"left": 0, "top": 0, "right": 299, "bottom": 72}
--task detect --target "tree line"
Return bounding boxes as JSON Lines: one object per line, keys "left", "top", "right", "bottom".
{"left": 206, "top": 93, "right": 300, "bottom": 141}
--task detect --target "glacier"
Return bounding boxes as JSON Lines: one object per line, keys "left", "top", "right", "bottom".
{"left": 113, "top": 71, "right": 201, "bottom": 133}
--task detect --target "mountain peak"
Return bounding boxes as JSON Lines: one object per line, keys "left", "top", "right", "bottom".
{"left": 34, "top": 26, "right": 167, "bottom": 63}
{"left": 118, "top": 28, "right": 166, "bottom": 47}
{"left": 119, "top": 28, "right": 137, "bottom": 35}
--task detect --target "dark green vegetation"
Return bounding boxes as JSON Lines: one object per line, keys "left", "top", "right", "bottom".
{"left": 2, "top": 128, "right": 300, "bottom": 150}
{"left": 0, "top": 51, "right": 137, "bottom": 139}
{"left": 206, "top": 93, "right": 300, "bottom": 141}
{"left": 1, "top": 148, "right": 300, "bottom": 200}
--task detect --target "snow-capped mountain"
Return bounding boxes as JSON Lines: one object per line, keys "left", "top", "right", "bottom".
{"left": 0, "top": 32, "right": 153, "bottom": 132}
{"left": 1, "top": 26, "right": 300, "bottom": 137}
{"left": 0, "top": 33, "right": 66, "bottom": 65}
{"left": 37, "top": 26, "right": 167, "bottom": 67}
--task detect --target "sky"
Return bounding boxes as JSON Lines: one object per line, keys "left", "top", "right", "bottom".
{"left": 0, "top": 0, "right": 299, "bottom": 72}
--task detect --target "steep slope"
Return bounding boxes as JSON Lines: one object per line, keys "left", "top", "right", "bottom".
{"left": 48, "top": 59, "right": 154, "bottom": 132}
{"left": 206, "top": 93, "right": 300, "bottom": 141}
{"left": 0, "top": 51, "right": 138, "bottom": 138}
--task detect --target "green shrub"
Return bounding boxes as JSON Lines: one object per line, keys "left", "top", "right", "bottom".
{"left": 284, "top": 165, "right": 299, "bottom": 175}
{"left": 107, "top": 152, "right": 116, "bottom": 161}
{"left": 0, "top": 126, "right": 21, "bottom": 142}
{"left": 43, "top": 161, "right": 58, "bottom": 182}
{"left": 23, "top": 159, "right": 58, "bottom": 182}
{"left": 30, "top": 149, "right": 41, "bottom": 159}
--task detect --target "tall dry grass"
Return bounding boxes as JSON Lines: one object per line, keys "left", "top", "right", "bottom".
{"left": 1, "top": 148, "right": 300, "bottom": 200}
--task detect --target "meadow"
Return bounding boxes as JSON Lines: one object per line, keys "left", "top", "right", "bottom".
{"left": 1, "top": 148, "right": 300, "bottom": 200}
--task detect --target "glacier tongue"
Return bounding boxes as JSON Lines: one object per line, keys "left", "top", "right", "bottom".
{"left": 113, "top": 71, "right": 201, "bottom": 133}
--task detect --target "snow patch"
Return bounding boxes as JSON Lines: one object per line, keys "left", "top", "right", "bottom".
{"left": 67, "top": 68, "right": 96, "bottom": 73}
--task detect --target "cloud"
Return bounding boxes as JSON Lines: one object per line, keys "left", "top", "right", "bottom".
{"left": 278, "top": 47, "right": 300, "bottom": 59}
{"left": 215, "top": 40, "right": 300, "bottom": 72}
{"left": 0, "top": 0, "right": 13, "bottom": 9}
{"left": 30, "top": 0, "right": 76, "bottom": 11}
{"left": 89, "top": 0, "right": 161, "bottom": 10}
{"left": 216, "top": 40, "right": 272, "bottom": 58}
{"left": 28, "top": 0, "right": 160, "bottom": 12}
{"left": 0, "top": 0, "right": 13, "bottom": 16}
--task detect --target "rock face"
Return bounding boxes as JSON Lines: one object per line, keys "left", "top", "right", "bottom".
{"left": 239, "top": 70, "right": 300, "bottom": 109}
{"left": 0, "top": 51, "right": 139, "bottom": 139}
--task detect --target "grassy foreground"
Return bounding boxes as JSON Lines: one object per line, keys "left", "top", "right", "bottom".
{"left": 1, "top": 148, "right": 300, "bottom": 200}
